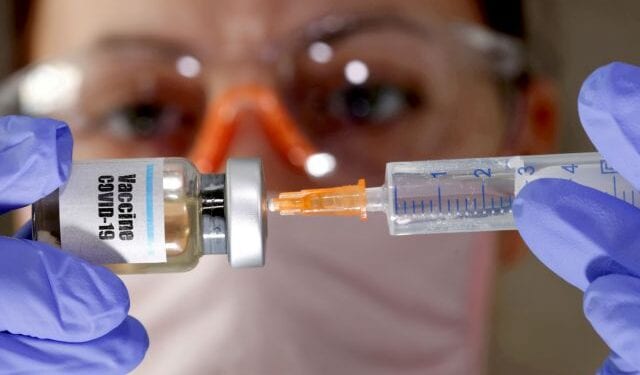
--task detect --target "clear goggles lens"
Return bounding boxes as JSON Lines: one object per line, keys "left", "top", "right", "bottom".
{"left": 0, "top": 16, "right": 526, "bottom": 187}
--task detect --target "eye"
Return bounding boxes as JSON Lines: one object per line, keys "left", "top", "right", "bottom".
{"left": 282, "top": 29, "right": 436, "bottom": 136}
{"left": 75, "top": 68, "right": 207, "bottom": 154}
{"left": 104, "top": 101, "right": 199, "bottom": 139}
{"left": 327, "top": 81, "right": 423, "bottom": 126}
{"left": 285, "top": 68, "right": 428, "bottom": 136}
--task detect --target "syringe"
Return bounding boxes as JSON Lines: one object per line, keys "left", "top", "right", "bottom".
{"left": 268, "top": 152, "right": 635, "bottom": 235}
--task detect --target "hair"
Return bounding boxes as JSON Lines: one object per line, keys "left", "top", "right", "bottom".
{"left": 8, "top": 0, "right": 34, "bottom": 69}
{"left": 479, "top": 0, "right": 525, "bottom": 39}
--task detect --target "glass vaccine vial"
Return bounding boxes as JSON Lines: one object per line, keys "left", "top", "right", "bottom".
{"left": 32, "top": 158, "right": 266, "bottom": 274}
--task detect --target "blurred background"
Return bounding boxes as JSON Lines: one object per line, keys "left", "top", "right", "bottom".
{"left": 1, "top": 1, "right": 640, "bottom": 374}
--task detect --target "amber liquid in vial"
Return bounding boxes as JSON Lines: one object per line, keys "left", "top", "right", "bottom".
{"left": 33, "top": 158, "right": 204, "bottom": 274}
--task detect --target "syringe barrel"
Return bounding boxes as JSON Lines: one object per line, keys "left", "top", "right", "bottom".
{"left": 382, "top": 152, "right": 633, "bottom": 235}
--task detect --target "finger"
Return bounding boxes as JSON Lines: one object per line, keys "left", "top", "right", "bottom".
{"left": 585, "top": 275, "right": 640, "bottom": 372}
{"left": 0, "top": 237, "right": 129, "bottom": 343}
{"left": 0, "top": 116, "right": 72, "bottom": 214}
{"left": 513, "top": 178, "right": 640, "bottom": 291}
{"left": 0, "top": 316, "right": 148, "bottom": 375}
{"left": 578, "top": 62, "right": 640, "bottom": 189}
{"left": 596, "top": 352, "right": 639, "bottom": 375}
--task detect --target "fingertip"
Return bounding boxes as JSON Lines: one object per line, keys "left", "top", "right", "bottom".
{"left": 0, "top": 116, "right": 74, "bottom": 211}
{"left": 513, "top": 179, "right": 564, "bottom": 225}
{"left": 584, "top": 274, "right": 640, "bottom": 319}
{"left": 512, "top": 178, "right": 640, "bottom": 291}
{"left": 122, "top": 317, "right": 150, "bottom": 359}
{"left": 513, "top": 180, "right": 589, "bottom": 289}
{"left": 102, "top": 317, "right": 149, "bottom": 373}
{"left": 578, "top": 62, "right": 640, "bottom": 188}
{"left": 597, "top": 353, "right": 637, "bottom": 375}
{"left": 579, "top": 62, "right": 640, "bottom": 107}
{"left": 584, "top": 275, "right": 640, "bottom": 371}
{"left": 584, "top": 275, "right": 616, "bottom": 317}
{"left": 33, "top": 116, "right": 73, "bottom": 185}
{"left": 54, "top": 121, "right": 73, "bottom": 182}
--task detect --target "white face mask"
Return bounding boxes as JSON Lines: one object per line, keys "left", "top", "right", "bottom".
{"left": 124, "top": 213, "right": 498, "bottom": 375}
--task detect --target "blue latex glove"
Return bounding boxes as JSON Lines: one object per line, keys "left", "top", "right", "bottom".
{"left": 514, "top": 62, "right": 640, "bottom": 374}
{"left": 0, "top": 116, "right": 148, "bottom": 374}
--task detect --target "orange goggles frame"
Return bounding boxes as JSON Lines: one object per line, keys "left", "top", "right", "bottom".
{"left": 189, "top": 84, "right": 317, "bottom": 173}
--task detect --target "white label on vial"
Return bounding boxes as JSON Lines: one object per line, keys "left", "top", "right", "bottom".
{"left": 59, "top": 159, "right": 166, "bottom": 264}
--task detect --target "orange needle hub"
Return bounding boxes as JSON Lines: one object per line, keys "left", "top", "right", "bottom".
{"left": 269, "top": 179, "right": 368, "bottom": 221}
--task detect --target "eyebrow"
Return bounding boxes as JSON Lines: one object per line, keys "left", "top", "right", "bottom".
{"left": 304, "top": 13, "right": 427, "bottom": 41}
{"left": 91, "top": 35, "right": 201, "bottom": 59}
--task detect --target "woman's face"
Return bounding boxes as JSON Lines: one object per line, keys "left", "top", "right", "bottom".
{"left": 28, "top": 0, "right": 513, "bottom": 190}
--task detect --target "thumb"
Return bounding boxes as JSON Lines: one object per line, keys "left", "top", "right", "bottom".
{"left": 0, "top": 116, "right": 73, "bottom": 213}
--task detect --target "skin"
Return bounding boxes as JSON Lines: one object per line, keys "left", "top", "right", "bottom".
{"left": 31, "top": 1, "right": 482, "bottom": 59}
{"left": 25, "top": 0, "right": 558, "bottom": 254}
{"left": 16, "top": 0, "right": 558, "bottom": 264}
{"left": 27, "top": 0, "right": 556, "bottom": 186}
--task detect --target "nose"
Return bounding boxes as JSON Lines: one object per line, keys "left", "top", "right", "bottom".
{"left": 189, "top": 84, "right": 317, "bottom": 176}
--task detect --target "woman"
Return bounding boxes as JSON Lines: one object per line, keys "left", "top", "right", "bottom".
{"left": 0, "top": 0, "right": 557, "bottom": 373}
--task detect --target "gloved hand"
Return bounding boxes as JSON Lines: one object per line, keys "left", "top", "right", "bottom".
{"left": 514, "top": 62, "right": 640, "bottom": 374}
{"left": 0, "top": 116, "right": 148, "bottom": 374}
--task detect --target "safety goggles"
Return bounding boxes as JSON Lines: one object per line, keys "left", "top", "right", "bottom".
{"left": 0, "top": 13, "right": 527, "bottom": 187}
